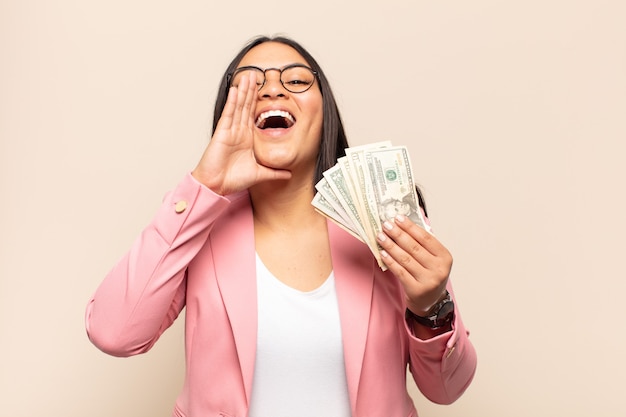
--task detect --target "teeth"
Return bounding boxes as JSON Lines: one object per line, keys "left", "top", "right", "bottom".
{"left": 255, "top": 110, "right": 295, "bottom": 128}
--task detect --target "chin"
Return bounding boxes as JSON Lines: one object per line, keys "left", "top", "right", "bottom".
{"left": 255, "top": 150, "right": 296, "bottom": 170}
{"left": 253, "top": 137, "right": 319, "bottom": 173}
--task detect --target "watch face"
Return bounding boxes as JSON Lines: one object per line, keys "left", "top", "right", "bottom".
{"left": 436, "top": 300, "right": 455, "bottom": 324}
{"left": 405, "top": 295, "right": 455, "bottom": 329}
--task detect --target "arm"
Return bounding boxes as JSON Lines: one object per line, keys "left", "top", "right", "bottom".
{"left": 376, "top": 215, "right": 477, "bottom": 403}
{"left": 405, "top": 285, "right": 477, "bottom": 404}
{"left": 85, "top": 174, "right": 230, "bottom": 357}
{"left": 86, "top": 72, "right": 289, "bottom": 357}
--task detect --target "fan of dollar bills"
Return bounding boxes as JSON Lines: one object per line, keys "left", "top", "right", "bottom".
{"left": 312, "top": 141, "right": 429, "bottom": 270}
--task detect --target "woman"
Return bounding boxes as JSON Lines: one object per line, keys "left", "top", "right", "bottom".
{"left": 86, "top": 35, "right": 477, "bottom": 417}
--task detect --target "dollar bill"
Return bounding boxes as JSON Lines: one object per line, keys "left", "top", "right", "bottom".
{"left": 345, "top": 147, "right": 388, "bottom": 263}
{"left": 364, "top": 146, "right": 427, "bottom": 230}
{"left": 322, "top": 163, "right": 375, "bottom": 254}
{"left": 314, "top": 177, "right": 360, "bottom": 238}
{"left": 311, "top": 192, "right": 364, "bottom": 243}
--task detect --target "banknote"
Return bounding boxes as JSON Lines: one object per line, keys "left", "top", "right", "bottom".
{"left": 311, "top": 192, "right": 363, "bottom": 243}
{"left": 322, "top": 163, "right": 377, "bottom": 256}
{"left": 345, "top": 146, "right": 388, "bottom": 261}
{"left": 313, "top": 178, "right": 360, "bottom": 239}
{"left": 330, "top": 142, "right": 392, "bottom": 266}
{"left": 312, "top": 141, "right": 424, "bottom": 270}
{"left": 343, "top": 141, "right": 391, "bottom": 232}
{"left": 364, "top": 146, "right": 427, "bottom": 231}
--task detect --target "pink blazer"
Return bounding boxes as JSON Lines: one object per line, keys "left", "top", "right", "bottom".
{"left": 86, "top": 174, "right": 476, "bottom": 417}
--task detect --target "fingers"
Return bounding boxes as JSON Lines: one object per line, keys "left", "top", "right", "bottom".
{"left": 242, "top": 71, "right": 258, "bottom": 129}
{"left": 377, "top": 215, "right": 452, "bottom": 277}
{"left": 377, "top": 215, "right": 452, "bottom": 312}
{"left": 216, "top": 86, "right": 238, "bottom": 131}
{"left": 382, "top": 216, "right": 448, "bottom": 265}
{"left": 217, "top": 71, "right": 257, "bottom": 132}
{"left": 231, "top": 72, "right": 256, "bottom": 128}
{"left": 256, "top": 165, "right": 293, "bottom": 182}
{"left": 377, "top": 225, "right": 426, "bottom": 287}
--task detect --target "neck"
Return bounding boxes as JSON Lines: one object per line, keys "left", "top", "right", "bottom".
{"left": 250, "top": 176, "right": 322, "bottom": 231}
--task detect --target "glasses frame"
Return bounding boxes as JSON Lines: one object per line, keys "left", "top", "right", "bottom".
{"left": 227, "top": 63, "right": 318, "bottom": 94}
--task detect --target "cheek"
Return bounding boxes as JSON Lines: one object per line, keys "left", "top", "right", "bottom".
{"left": 303, "top": 94, "right": 324, "bottom": 127}
{"left": 310, "top": 105, "right": 324, "bottom": 143}
{"left": 298, "top": 100, "right": 323, "bottom": 151}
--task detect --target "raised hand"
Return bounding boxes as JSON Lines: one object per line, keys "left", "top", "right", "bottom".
{"left": 376, "top": 215, "right": 452, "bottom": 316}
{"left": 192, "top": 71, "right": 292, "bottom": 195}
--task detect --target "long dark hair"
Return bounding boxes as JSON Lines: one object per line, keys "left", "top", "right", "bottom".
{"left": 211, "top": 35, "right": 427, "bottom": 215}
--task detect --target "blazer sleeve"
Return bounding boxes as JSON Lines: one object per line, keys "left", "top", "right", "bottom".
{"left": 405, "top": 283, "right": 477, "bottom": 404}
{"left": 85, "top": 173, "right": 231, "bottom": 357}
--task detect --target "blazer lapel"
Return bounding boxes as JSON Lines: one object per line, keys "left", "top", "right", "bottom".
{"left": 328, "top": 220, "right": 376, "bottom": 413}
{"left": 209, "top": 199, "right": 375, "bottom": 411}
{"left": 210, "top": 192, "right": 257, "bottom": 405}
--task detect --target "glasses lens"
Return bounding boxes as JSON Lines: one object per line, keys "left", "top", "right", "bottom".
{"left": 231, "top": 68, "right": 264, "bottom": 89}
{"left": 281, "top": 66, "right": 315, "bottom": 93}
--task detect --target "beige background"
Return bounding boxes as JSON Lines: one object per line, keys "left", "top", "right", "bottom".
{"left": 1, "top": 0, "right": 625, "bottom": 416}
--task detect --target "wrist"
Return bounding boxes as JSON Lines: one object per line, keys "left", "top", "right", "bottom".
{"left": 408, "top": 289, "right": 450, "bottom": 317}
{"left": 191, "top": 169, "right": 225, "bottom": 195}
{"left": 406, "top": 290, "right": 454, "bottom": 330}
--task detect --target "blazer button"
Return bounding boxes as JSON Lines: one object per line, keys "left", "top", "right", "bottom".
{"left": 174, "top": 200, "right": 188, "bottom": 213}
{"left": 446, "top": 344, "right": 457, "bottom": 359}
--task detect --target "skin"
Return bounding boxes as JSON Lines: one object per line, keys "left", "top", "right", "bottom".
{"left": 192, "top": 42, "right": 452, "bottom": 338}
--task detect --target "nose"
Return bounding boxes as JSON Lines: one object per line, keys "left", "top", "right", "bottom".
{"left": 259, "top": 70, "right": 286, "bottom": 98}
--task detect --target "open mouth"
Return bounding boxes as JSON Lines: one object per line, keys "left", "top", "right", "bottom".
{"left": 255, "top": 110, "right": 296, "bottom": 129}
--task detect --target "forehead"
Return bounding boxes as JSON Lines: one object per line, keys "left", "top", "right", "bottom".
{"left": 238, "top": 42, "right": 309, "bottom": 68}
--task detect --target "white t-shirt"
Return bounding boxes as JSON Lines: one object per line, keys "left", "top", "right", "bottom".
{"left": 248, "top": 254, "right": 352, "bottom": 417}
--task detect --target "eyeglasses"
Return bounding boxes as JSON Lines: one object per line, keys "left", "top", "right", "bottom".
{"left": 228, "top": 64, "right": 318, "bottom": 94}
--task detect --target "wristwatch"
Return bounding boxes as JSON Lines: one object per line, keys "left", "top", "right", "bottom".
{"left": 405, "top": 291, "right": 455, "bottom": 329}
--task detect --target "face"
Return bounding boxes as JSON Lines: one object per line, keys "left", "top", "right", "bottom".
{"left": 235, "top": 42, "right": 324, "bottom": 177}
{"left": 382, "top": 200, "right": 411, "bottom": 220}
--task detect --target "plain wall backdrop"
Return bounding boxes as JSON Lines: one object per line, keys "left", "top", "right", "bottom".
{"left": 1, "top": 1, "right": 625, "bottom": 416}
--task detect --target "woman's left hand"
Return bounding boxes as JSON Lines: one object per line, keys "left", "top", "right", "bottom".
{"left": 376, "top": 214, "right": 452, "bottom": 316}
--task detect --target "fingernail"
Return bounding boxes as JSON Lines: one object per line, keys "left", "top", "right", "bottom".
{"left": 377, "top": 232, "right": 387, "bottom": 242}
{"left": 383, "top": 221, "right": 393, "bottom": 230}
{"left": 381, "top": 250, "right": 389, "bottom": 258}
{"left": 395, "top": 214, "right": 405, "bottom": 222}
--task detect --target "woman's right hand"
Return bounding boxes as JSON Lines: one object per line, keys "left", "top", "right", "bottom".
{"left": 191, "top": 72, "right": 292, "bottom": 195}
